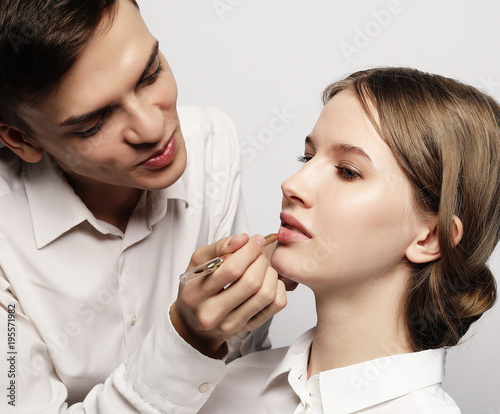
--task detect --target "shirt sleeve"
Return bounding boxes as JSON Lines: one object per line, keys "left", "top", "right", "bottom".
{"left": 0, "top": 273, "right": 226, "bottom": 413}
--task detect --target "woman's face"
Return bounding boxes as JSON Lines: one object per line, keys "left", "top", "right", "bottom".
{"left": 272, "top": 89, "right": 424, "bottom": 290}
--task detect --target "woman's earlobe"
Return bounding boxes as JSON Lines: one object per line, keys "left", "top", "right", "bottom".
{"left": 0, "top": 125, "right": 44, "bottom": 163}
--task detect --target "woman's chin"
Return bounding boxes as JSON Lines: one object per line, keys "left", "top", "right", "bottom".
{"left": 271, "top": 252, "right": 301, "bottom": 290}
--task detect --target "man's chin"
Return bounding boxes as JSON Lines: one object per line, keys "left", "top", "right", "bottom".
{"left": 141, "top": 153, "right": 187, "bottom": 191}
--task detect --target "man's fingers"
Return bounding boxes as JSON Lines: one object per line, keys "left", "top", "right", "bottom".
{"left": 174, "top": 233, "right": 285, "bottom": 353}
{"left": 206, "top": 262, "right": 286, "bottom": 335}
{"left": 220, "top": 272, "right": 287, "bottom": 335}
{"left": 180, "top": 235, "right": 268, "bottom": 324}
{"left": 194, "top": 235, "right": 266, "bottom": 293}
{"left": 188, "top": 233, "right": 250, "bottom": 271}
{"left": 200, "top": 253, "right": 269, "bottom": 320}
{"left": 246, "top": 279, "right": 287, "bottom": 331}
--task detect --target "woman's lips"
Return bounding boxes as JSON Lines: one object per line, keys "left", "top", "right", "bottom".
{"left": 142, "top": 136, "right": 176, "bottom": 169}
{"left": 278, "top": 226, "right": 311, "bottom": 243}
{"left": 278, "top": 212, "right": 311, "bottom": 243}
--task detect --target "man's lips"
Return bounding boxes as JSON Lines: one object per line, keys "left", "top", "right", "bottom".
{"left": 141, "top": 135, "right": 176, "bottom": 169}
{"left": 278, "top": 212, "right": 311, "bottom": 243}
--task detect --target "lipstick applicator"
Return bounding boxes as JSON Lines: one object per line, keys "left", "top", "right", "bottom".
{"left": 179, "top": 233, "right": 278, "bottom": 284}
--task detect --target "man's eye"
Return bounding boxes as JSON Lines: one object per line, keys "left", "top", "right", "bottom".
{"left": 138, "top": 58, "right": 163, "bottom": 87}
{"left": 73, "top": 111, "right": 109, "bottom": 138}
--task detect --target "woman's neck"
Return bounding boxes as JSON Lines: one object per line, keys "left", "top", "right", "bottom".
{"left": 307, "top": 272, "right": 412, "bottom": 379}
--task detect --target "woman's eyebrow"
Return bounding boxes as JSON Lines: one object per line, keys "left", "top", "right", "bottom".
{"left": 306, "top": 135, "right": 373, "bottom": 163}
{"left": 331, "top": 142, "right": 373, "bottom": 164}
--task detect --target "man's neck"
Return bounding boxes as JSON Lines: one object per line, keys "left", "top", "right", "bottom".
{"left": 63, "top": 172, "right": 143, "bottom": 233}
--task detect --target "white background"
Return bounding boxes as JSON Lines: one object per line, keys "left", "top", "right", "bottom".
{"left": 140, "top": 1, "right": 500, "bottom": 413}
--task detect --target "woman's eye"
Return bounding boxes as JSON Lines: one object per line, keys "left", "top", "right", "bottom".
{"left": 335, "top": 166, "right": 360, "bottom": 181}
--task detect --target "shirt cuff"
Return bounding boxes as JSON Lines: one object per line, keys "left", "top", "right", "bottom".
{"left": 126, "top": 308, "right": 227, "bottom": 413}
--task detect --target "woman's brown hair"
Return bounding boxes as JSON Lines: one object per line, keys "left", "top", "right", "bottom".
{"left": 323, "top": 67, "right": 499, "bottom": 351}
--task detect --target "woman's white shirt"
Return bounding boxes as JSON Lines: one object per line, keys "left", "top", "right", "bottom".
{"left": 200, "top": 328, "right": 461, "bottom": 414}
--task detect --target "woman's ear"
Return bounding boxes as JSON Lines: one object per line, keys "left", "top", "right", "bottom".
{"left": 405, "top": 215, "right": 463, "bottom": 264}
{"left": 450, "top": 215, "right": 463, "bottom": 247}
{"left": 406, "top": 222, "right": 441, "bottom": 264}
{"left": 0, "top": 124, "right": 44, "bottom": 163}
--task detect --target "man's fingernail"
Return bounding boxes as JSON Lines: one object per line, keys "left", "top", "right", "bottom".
{"left": 255, "top": 235, "right": 266, "bottom": 247}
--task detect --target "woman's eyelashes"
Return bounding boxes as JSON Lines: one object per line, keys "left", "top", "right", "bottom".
{"left": 297, "top": 155, "right": 312, "bottom": 163}
{"left": 297, "top": 154, "right": 361, "bottom": 181}
{"left": 335, "top": 165, "right": 361, "bottom": 181}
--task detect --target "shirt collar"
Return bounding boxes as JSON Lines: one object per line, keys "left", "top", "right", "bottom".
{"left": 143, "top": 161, "right": 190, "bottom": 228}
{"left": 264, "top": 328, "right": 446, "bottom": 414}
{"left": 264, "top": 329, "right": 314, "bottom": 403}
{"left": 24, "top": 154, "right": 190, "bottom": 248}
{"left": 318, "top": 348, "right": 445, "bottom": 413}
{"left": 24, "top": 154, "right": 90, "bottom": 249}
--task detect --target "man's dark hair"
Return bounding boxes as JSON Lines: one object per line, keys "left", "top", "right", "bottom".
{"left": 0, "top": 0, "right": 139, "bottom": 134}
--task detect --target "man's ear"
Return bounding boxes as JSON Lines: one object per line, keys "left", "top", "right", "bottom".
{"left": 405, "top": 215, "right": 463, "bottom": 264}
{"left": 0, "top": 124, "right": 44, "bottom": 163}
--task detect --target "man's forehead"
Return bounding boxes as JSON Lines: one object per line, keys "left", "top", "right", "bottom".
{"left": 26, "top": 0, "right": 154, "bottom": 125}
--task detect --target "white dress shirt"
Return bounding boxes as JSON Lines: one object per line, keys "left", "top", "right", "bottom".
{"left": 0, "top": 105, "right": 270, "bottom": 413}
{"left": 200, "top": 329, "right": 461, "bottom": 414}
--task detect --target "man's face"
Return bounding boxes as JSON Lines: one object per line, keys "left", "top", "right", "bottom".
{"left": 18, "top": 0, "right": 187, "bottom": 193}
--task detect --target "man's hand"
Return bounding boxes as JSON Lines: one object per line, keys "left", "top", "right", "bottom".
{"left": 170, "top": 234, "right": 287, "bottom": 358}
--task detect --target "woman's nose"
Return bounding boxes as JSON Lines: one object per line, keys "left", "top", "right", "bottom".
{"left": 281, "top": 167, "right": 316, "bottom": 208}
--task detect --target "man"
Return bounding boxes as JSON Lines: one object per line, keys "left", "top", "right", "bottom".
{"left": 0, "top": 0, "right": 286, "bottom": 412}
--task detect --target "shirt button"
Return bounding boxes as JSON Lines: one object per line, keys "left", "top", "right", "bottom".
{"left": 130, "top": 314, "right": 137, "bottom": 326}
{"left": 198, "top": 382, "right": 210, "bottom": 393}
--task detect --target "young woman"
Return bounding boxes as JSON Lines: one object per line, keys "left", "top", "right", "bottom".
{"left": 198, "top": 67, "right": 500, "bottom": 413}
